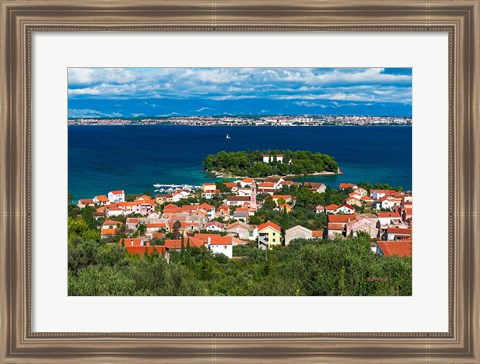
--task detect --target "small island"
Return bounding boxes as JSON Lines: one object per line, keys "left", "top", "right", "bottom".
{"left": 202, "top": 150, "right": 340, "bottom": 178}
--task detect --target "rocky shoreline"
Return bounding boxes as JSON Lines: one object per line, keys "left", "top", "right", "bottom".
{"left": 208, "top": 168, "right": 343, "bottom": 180}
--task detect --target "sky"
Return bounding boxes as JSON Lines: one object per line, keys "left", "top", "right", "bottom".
{"left": 68, "top": 67, "right": 412, "bottom": 118}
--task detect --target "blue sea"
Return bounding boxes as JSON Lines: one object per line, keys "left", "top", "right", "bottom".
{"left": 68, "top": 125, "right": 412, "bottom": 199}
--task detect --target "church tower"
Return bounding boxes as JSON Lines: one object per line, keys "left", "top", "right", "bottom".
{"left": 250, "top": 180, "right": 257, "bottom": 209}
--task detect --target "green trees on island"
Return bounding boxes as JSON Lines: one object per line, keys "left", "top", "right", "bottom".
{"left": 202, "top": 150, "right": 339, "bottom": 177}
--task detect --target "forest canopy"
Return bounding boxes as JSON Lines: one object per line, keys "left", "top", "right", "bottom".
{"left": 202, "top": 150, "right": 340, "bottom": 178}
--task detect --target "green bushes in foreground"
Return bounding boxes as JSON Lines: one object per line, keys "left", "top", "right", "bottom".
{"left": 68, "top": 219, "right": 411, "bottom": 296}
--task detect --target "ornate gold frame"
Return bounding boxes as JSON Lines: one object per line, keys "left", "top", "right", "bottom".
{"left": 1, "top": 1, "right": 479, "bottom": 362}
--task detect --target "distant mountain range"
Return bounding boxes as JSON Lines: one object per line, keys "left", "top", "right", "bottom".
{"left": 68, "top": 98, "right": 412, "bottom": 119}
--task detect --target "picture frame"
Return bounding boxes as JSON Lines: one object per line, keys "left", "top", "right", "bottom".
{"left": 0, "top": 0, "right": 478, "bottom": 362}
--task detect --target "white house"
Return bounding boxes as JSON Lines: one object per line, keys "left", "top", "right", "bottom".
{"left": 202, "top": 183, "right": 217, "bottom": 193}
{"left": 336, "top": 204, "right": 355, "bottom": 214}
{"left": 77, "top": 199, "right": 95, "bottom": 208}
{"left": 235, "top": 178, "right": 255, "bottom": 188}
{"left": 108, "top": 190, "right": 125, "bottom": 203}
{"left": 204, "top": 221, "right": 226, "bottom": 232}
{"left": 376, "top": 212, "right": 402, "bottom": 227}
{"left": 93, "top": 195, "right": 109, "bottom": 205}
{"left": 262, "top": 154, "right": 284, "bottom": 163}
{"left": 172, "top": 190, "right": 190, "bottom": 202}
{"left": 106, "top": 207, "right": 124, "bottom": 217}
{"left": 204, "top": 236, "right": 233, "bottom": 258}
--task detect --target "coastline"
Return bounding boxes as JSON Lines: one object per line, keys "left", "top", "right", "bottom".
{"left": 208, "top": 168, "right": 343, "bottom": 180}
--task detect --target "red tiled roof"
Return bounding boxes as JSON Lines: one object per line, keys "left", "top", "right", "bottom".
{"left": 377, "top": 240, "right": 412, "bottom": 257}
{"left": 126, "top": 218, "right": 140, "bottom": 224}
{"left": 341, "top": 204, "right": 355, "bottom": 210}
{"left": 125, "top": 246, "right": 166, "bottom": 255}
{"left": 386, "top": 227, "right": 412, "bottom": 234}
{"left": 279, "top": 203, "right": 292, "bottom": 211}
{"left": 163, "top": 204, "right": 183, "bottom": 213}
{"left": 194, "top": 234, "right": 233, "bottom": 246}
{"left": 135, "top": 198, "right": 154, "bottom": 206}
{"left": 258, "top": 182, "right": 275, "bottom": 187}
{"left": 312, "top": 230, "right": 323, "bottom": 237}
{"left": 120, "top": 238, "right": 146, "bottom": 247}
{"left": 339, "top": 183, "right": 356, "bottom": 189}
{"left": 272, "top": 195, "right": 292, "bottom": 200}
{"left": 328, "top": 214, "right": 356, "bottom": 223}
{"left": 328, "top": 223, "right": 344, "bottom": 231}
{"left": 325, "top": 204, "right": 339, "bottom": 210}
{"left": 165, "top": 237, "right": 205, "bottom": 249}
{"left": 377, "top": 212, "right": 401, "bottom": 218}
{"left": 147, "top": 223, "right": 167, "bottom": 228}
{"left": 198, "top": 203, "right": 214, "bottom": 210}
{"left": 103, "top": 219, "right": 123, "bottom": 226}
{"left": 79, "top": 199, "right": 95, "bottom": 204}
{"left": 118, "top": 201, "right": 135, "bottom": 207}
{"left": 227, "top": 196, "right": 250, "bottom": 201}
{"left": 226, "top": 221, "right": 253, "bottom": 230}
{"left": 95, "top": 195, "right": 109, "bottom": 202}
{"left": 101, "top": 228, "right": 117, "bottom": 235}
{"left": 152, "top": 232, "right": 164, "bottom": 239}
{"left": 110, "top": 190, "right": 124, "bottom": 195}
{"left": 258, "top": 221, "right": 281, "bottom": 232}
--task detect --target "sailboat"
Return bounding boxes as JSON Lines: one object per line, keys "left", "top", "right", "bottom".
{"left": 226, "top": 134, "right": 231, "bottom": 139}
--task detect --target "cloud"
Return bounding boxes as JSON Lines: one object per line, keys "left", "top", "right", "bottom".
{"left": 68, "top": 67, "right": 412, "bottom": 105}
{"left": 68, "top": 108, "right": 123, "bottom": 118}
{"left": 294, "top": 101, "right": 327, "bottom": 108}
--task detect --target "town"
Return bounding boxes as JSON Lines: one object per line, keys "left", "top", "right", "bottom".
{"left": 68, "top": 114, "right": 412, "bottom": 127}
{"left": 74, "top": 171, "right": 412, "bottom": 261}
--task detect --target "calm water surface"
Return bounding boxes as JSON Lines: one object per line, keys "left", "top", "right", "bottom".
{"left": 68, "top": 125, "right": 412, "bottom": 199}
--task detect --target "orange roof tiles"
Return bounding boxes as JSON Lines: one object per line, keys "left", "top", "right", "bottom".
{"left": 377, "top": 240, "right": 412, "bottom": 257}
{"left": 118, "top": 201, "right": 135, "bottom": 207}
{"left": 147, "top": 223, "right": 167, "bottom": 228}
{"left": 103, "top": 219, "right": 122, "bottom": 226}
{"left": 125, "top": 246, "right": 166, "bottom": 255}
{"left": 101, "top": 228, "right": 117, "bottom": 235}
{"left": 386, "top": 227, "right": 412, "bottom": 234}
{"left": 194, "top": 234, "right": 233, "bottom": 246}
{"left": 111, "top": 190, "right": 124, "bottom": 195}
{"left": 377, "top": 212, "right": 401, "bottom": 218}
{"left": 258, "top": 221, "right": 281, "bottom": 232}
{"left": 258, "top": 182, "right": 275, "bottom": 187}
{"left": 328, "top": 214, "right": 356, "bottom": 223}
{"left": 163, "top": 204, "right": 183, "bottom": 213}
{"left": 339, "top": 183, "right": 356, "bottom": 189}
{"left": 328, "top": 223, "right": 344, "bottom": 231}
{"left": 325, "top": 204, "right": 339, "bottom": 210}
{"left": 198, "top": 203, "right": 214, "bottom": 210}
{"left": 120, "top": 238, "right": 146, "bottom": 247}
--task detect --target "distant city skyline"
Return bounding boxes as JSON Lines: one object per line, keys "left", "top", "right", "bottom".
{"left": 68, "top": 67, "right": 412, "bottom": 118}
